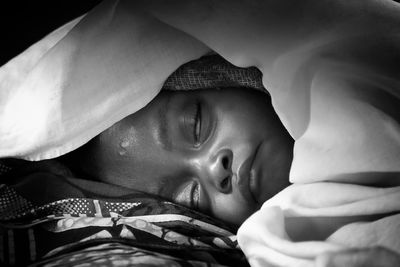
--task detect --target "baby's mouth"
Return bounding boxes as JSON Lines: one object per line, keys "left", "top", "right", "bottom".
{"left": 248, "top": 167, "right": 259, "bottom": 205}
{"left": 237, "top": 143, "right": 261, "bottom": 205}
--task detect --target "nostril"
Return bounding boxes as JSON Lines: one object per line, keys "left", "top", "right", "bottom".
{"left": 220, "top": 176, "right": 231, "bottom": 190}
{"left": 222, "top": 156, "right": 229, "bottom": 170}
{"left": 214, "top": 149, "right": 233, "bottom": 193}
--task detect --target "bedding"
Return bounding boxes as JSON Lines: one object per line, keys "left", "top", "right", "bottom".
{"left": 237, "top": 183, "right": 400, "bottom": 267}
{"left": 0, "top": 160, "right": 248, "bottom": 267}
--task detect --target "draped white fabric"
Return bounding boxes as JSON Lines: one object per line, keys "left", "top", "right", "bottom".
{"left": 1, "top": 1, "right": 400, "bottom": 265}
{"left": 237, "top": 183, "right": 400, "bottom": 267}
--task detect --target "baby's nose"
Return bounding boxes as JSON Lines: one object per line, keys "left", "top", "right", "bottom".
{"left": 206, "top": 149, "right": 233, "bottom": 193}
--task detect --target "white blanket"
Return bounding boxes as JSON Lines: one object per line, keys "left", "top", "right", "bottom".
{"left": 1, "top": 1, "right": 400, "bottom": 266}
{"left": 237, "top": 183, "right": 400, "bottom": 267}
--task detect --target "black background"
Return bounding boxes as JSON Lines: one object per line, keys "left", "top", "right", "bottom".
{"left": 0, "top": 1, "right": 101, "bottom": 66}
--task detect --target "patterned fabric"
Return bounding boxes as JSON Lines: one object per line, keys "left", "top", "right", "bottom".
{"left": 33, "top": 243, "right": 234, "bottom": 267}
{"left": 162, "top": 54, "right": 266, "bottom": 92}
{"left": 0, "top": 162, "right": 11, "bottom": 177}
{"left": 0, "top": 170, "right": 249, "bottom": 267}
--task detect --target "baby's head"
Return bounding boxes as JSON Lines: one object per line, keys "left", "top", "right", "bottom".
{"left": 70, "top": 56, "right": 294, "bottom": 226}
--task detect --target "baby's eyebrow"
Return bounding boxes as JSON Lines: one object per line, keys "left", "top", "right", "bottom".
{"left": 156, "top": 94, "right": 173, "bottom": 151}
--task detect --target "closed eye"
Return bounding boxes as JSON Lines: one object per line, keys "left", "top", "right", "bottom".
{"left": 181, "top": 98, "right": 214, "bottom": 149}
{"left": 191, "top": 182, "right": 200, "bottom": 209}
{"left": 193, "top": 101, "right": 202, "bottom": 147}
{"left": 174, "top": 181, "right": 200, "bottom": 210}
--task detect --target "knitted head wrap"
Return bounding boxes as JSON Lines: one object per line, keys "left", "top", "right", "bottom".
{"left": 162, "top": 54, "right": 266, "bottom": 92}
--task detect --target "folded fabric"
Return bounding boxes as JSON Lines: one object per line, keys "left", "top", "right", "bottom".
{"left": 237, "top": 183, "right": 400, "bottom": 267}
{"left": 0, "top": 172, "right": 246, "bottom": 266}
{"left": 1, "top": 0, "right": 399, "bottom": 185}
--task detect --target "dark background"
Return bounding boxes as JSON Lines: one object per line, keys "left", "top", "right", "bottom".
{"left": 0, "top": 1, "right": 102, "bottom": 66}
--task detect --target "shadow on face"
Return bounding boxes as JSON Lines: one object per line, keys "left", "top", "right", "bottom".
{"left": 69, "top": 87, "right": 294, "bottom": 226}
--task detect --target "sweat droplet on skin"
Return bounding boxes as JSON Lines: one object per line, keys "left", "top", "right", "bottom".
{"left": 118, "top": 140, "right": 129, "bottom": 156}
{"left": 120, "top": 140, "right": 130, "bottom": 148}
{"left": 118, "top": 150, "right": 127, "bottom": 156}
{"left": 117, "top": 127, "right": 137, "bottom": 156}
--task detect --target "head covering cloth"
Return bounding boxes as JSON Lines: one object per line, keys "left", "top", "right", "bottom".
{"left": 162, "top": 54, "right": 265, "bottom": 92}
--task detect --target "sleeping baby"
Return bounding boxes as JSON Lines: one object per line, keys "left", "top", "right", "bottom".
{"left": 60, "top": 56, "right": 294, "bottom": 226}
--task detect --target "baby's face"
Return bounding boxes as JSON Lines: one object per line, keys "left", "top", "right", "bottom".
{"left": 86, "top": 88, "right": 293, "bottom": 225}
